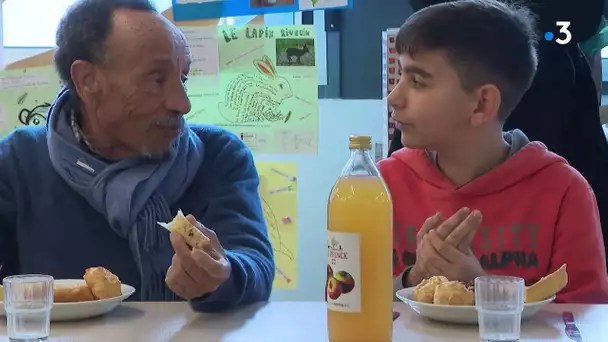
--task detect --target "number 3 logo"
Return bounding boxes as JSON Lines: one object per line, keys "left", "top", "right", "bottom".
{"left": 555, "top": 21, "right": 572, "bottom": 45}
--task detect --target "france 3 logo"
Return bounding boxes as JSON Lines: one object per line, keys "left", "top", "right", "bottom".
{"left": 544, "top": 21, "right": 572, "bottom": 45}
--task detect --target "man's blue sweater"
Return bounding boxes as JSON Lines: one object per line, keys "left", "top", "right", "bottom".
{"left": 0, "top": 124, "right": 275, "bottom": 312}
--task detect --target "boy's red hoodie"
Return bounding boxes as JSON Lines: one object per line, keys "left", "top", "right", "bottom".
{"left": 378, "top": 130, "right": 608, "bottom": 303}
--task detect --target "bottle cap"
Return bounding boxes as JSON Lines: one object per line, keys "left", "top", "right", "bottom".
{"left": 349, "top": 135, "right": 372, "bottom": 150}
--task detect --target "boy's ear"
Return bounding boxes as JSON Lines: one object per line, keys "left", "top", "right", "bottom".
{"left": 470, "top": 84, "right": 501, "bottom": 127}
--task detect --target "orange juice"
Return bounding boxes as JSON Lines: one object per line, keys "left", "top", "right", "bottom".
{"left": 327, "top": 136, "right": 393, "bottom": 342}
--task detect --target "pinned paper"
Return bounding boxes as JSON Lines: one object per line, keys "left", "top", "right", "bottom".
{"left": 256, "top": 162, "right": 298, "bottom": 289}
{"left": 183, "top": 25, "right": 318, "bottom": 154}
{"left": 0, "top": 104, "right": 8, "bottom": 131}
{"left": 0, "top": 66, "right": 62, "bottom": 137}
{"left": 271, "top": 168, "right": 297, "bottom": 182}
{"left": 177, "top": 0, "right": 222, "bottom": 3}
{"left": 0, "top": 69, "right": 52, "bottom": 89}
{"left": 269, "top": 185, "right": 294, "bottom": 195}
{"left": 276, "top": 267, "right": 292, "bottom": 284}
{"left": 180, "top": 27, "right": 220, "bottom": 76}
{"left": 172, "top": 0, "right": 353, "bottom": 21}
{"left": 299, "top": 0, "right": 350, "bottom": 10}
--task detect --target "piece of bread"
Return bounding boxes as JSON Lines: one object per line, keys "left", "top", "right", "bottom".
{"left": 161, "top": 210, "right": 210, "bottom": 249}
{"left": 433, "top": 281, "right": 475, "bottom": 305}
{"left": 54, "top": 284, "right": 96, "bottom": 303}
{"left": 84, "top": 267, "right": 122, "bottom": 300}
{"left": 525, "top": 264, "right": 568, "bottom": 303}
{"left": 413, "top": 276, "right": 448, "bottom": 303}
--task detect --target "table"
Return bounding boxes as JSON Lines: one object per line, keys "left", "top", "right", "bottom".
{"left": 1, "top": 302, "right": 607, "bottom": 341}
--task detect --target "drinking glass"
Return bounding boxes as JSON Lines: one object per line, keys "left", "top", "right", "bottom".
{"left": 475, "top": 276, "right": 525, "bottom": 342}
{"left": 3, "top": 275, "right": 54, "bottom": 342}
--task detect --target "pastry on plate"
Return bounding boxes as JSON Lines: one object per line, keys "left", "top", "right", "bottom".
{"left": 83, "top": 267, "right": 122, "bottom": 300}
{"left": 412, "top": 276, "right": 448, "bottom": 303}
{"left": 54, "top": 284, "right": 96, "bottom": 303}
{"left": 411, "top": 263, "right": 568, "bottom": 306}
{"left": 433, "top": 281, "right": 475, "bottom": 305}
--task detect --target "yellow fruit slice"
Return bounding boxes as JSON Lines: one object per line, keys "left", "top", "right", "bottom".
{"left": 524, "top": 264, "right": 568, "bottom": 303}
{"left": 0, "top": 284, "right": 3, "bottom": 301}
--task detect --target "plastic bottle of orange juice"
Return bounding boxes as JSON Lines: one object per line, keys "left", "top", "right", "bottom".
{"left": 326, "top": 135, "right": 393, "bottom": 342}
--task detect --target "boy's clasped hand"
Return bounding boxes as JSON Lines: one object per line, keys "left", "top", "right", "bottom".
{"left": 408, "top": 208, "right": 487, "bottom": 286}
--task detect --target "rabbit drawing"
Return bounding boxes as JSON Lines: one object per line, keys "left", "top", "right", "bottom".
{"left": 219, "top": 55, "right": 293, "bottom": 123}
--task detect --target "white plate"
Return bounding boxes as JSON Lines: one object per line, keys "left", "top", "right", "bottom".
{"left": 396, "top": 287, "right": 555, "bottom": 324}
{"left": 1, "top": 279, "right": 136, "bottom": 322}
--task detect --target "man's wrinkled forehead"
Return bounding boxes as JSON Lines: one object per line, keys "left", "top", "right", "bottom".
{"left": 107, "top": 9, "right": 190, "bottom": 66}
{"left": 172, "top": 30, "right": 192, "bottom": 66}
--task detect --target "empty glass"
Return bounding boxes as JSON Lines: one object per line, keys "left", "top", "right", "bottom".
{"left": 3, "top": 275, "right": 54, "bottom": 342}
{"left": 475, "top": 276, "right": 525, "bottom": 342}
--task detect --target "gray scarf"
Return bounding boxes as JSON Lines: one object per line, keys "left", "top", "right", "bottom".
{"left": 47, "top": 88, "right": 204, "bottom": 300}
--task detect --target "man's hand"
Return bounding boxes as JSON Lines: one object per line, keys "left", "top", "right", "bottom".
{"left": 166, "top": 216, "right": 231, "bottom": 300}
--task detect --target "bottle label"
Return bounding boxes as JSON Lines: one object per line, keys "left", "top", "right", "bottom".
{"left": 327, "top": 231, "right": 361, "bottom": 313}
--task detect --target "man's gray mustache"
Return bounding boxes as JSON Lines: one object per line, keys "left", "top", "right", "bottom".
{"left": 152, "top": 116, "right": 184, "bottom": 128}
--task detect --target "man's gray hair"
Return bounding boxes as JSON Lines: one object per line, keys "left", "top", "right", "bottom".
{"left": 54, "top": 0, "right": 157, "bottom": 89}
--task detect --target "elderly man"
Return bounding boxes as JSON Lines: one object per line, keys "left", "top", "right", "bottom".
{"left": 0, "top": 0, "right": 275, "bottom": 312}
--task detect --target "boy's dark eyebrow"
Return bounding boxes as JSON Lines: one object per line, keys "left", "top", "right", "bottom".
{"left": 402, "top": 65, "right": 433, "bottom": 78}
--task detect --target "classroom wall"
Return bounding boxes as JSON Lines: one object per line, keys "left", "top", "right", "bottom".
{"left": 339, "top": 0, "right": 413, "bottom": 99}
{"left": 258, "top": 99, "right": 387, "bottom": 301}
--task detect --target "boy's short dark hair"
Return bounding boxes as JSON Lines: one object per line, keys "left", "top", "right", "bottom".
{"left": 396, "top": 0, "right": 538, "bottom": 121}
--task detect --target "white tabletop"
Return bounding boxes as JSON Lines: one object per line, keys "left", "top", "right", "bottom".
{"left": 1, "top": 301, "right": 606, "bottom": 341}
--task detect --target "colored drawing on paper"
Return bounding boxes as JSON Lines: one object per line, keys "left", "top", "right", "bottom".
{"left": 256, "top": 162, "right": 298, "bottom": 289}
{"left": 0, "top": 66, "right": 62, "bottom": 137}
{"left": 17, "top": 94, "right": 51, "bottom": 127}
{"left": 185, "top": 25, "right": 318, "bottom": 154}
{"left": 219, "top": 55, "right": 293, "bottom": 123}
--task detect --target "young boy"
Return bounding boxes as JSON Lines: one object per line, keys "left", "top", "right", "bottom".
{"left": 380, "top": 0, "right": 608, "bottom": 303}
